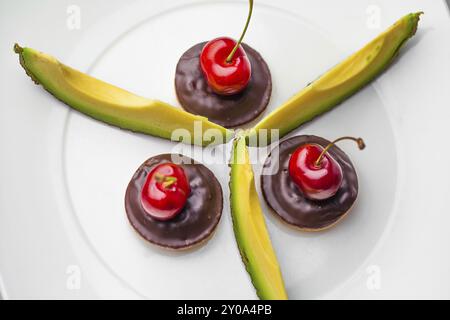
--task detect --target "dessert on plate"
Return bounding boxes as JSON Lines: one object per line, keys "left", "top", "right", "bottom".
{"left": 125, "top": 154, "right": 223, "bottom": 250}
{"left": 14, "top": 1, "right": 422, "bottom": 299}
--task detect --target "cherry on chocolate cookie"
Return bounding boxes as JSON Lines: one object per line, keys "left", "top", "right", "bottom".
{"left": 175, "top": 42, "right": 271, "bottom": 128}
{"left": 126, "top": 154, "right": 223, "bottom": 250}
{"left": 174, "top": 0, "right": 270, "bottom": 128}
{"left": 261, "top": 135, "right": 365, "bottom": 231}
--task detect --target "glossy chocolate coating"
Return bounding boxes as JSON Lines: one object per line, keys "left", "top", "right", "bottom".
{"left": 125, "top": 154, "right": 223, "bottom": 249}
{"left": 261, "top": 135, "right": 358, "bottom": 230}
{"left": 175, "top": 42, "right": 272, "bottom": 128}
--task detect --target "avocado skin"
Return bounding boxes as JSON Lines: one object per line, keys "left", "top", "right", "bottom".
{"left": 247, "top": 12, "right": 423, "bottom": 147}
{"left": 14, "top": 44, "right": 233, "bottom": 147}
{"left": 230, "top": 136, "right": 288, "bottom": 300}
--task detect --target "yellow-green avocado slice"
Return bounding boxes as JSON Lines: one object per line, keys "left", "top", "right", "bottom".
{"left": 14, "top": 44, "right": 233, "bottom": 147}
{"left": 247, "top": 12, "right": 422, "bottom": 146}
{"left": 230, "top": 136, "right": 288, "bottom": 300}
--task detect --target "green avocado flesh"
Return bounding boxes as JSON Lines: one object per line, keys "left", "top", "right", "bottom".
{"left": 14, "top": 44, "right": 232, "bottom": 146}
{"left": 247, "top": 12, "right": 422, "bottom": 146}
{"left": 230, "top": 136, "right": 288, "bottom": 300}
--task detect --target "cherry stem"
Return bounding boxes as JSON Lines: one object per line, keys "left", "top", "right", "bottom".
{"left": 226, "top": 0, "right": 254, "bottom": 63}
{"left": 315, "top": 136, "right": 366, "bottom": 167}
{"left": 162, "top": 177, "right": 177, "bottom": 189}
{"left": 154, "top": 173, "right": 177, "bottom": 189}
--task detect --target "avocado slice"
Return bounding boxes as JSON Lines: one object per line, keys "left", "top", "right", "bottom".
{"left": 14, "top": 44, "right": 233, "bottom": 146}
{"left": 230, "top": 135, "right": 288, "bottom": 300}
{"left": 247, "top": 12, "right": 422, "bottom": 146}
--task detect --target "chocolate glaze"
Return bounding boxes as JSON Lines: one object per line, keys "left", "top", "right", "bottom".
{"left": 261, "top": 135, "right": 358, "bottom": 230}
{"left": 125, "top": 154, "right": 223, "bottom": 249}
{"left": 175, "top": 42, "right": 272, "bottom": 128}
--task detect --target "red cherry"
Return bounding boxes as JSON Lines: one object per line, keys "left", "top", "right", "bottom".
{"left": 200, "top": 37, "right": 251, "bottom": 95}
{"left": 140, "top": 163, "right": 191, "bottom": 221}
{"left": 288, "top": 137, "right": 365, "bottom": 201}
{"left": 289, "top": 144, "right": 343, "bottom": 201}
{"left": 199, "top": 0, "right": 254, "bottom": 95}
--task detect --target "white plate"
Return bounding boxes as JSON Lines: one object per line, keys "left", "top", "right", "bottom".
{"left": 1, "top": 0, "right": 450, "bottom": 299}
